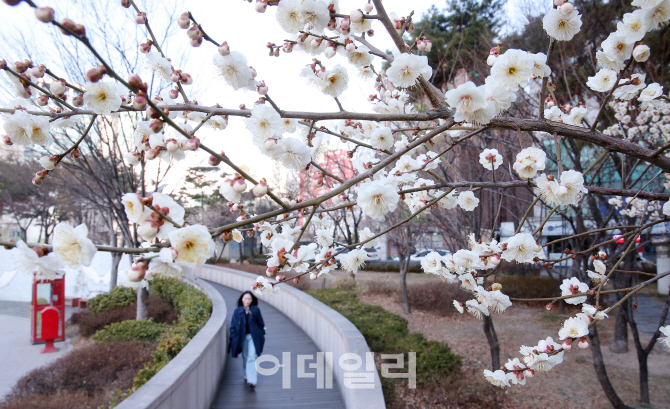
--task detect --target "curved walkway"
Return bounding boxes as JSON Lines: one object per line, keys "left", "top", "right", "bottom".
{"left": 208, "top": 281, "right": 344, "bottom": 409}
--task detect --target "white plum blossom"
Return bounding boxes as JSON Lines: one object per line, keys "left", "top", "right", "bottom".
{"left": 587, "top": 69, "right": 618, "bottom": 92}
{"left": 560, "top": 277, "right": 590, "bottom": 305}
{"left": 358, "top": 227, "right": 378, "bottom": 248}
{"left": 658, "top": 325, "right": 670, "bottom": 352}
{"left": 479, "top": 148, "right": 503, "bottom": 170}
{"left": 368, "top": 126, "right": 394, "bottom": 151}
{"left": 588, "top": 259, "right": 608, "bottom": 283}
{"left": 514, "top": 147, "right": 546, "bottom": 179}
{"left": 168, "top": 225, "right": 215, "bottom": 267}
{"left": 617, "top": 10, "right": 650, "bottom": 42}
{"left": 457, "top": 190, "right": 479, "bottom": 211}
{"left": 582, "top": 303, "right": 608, "bottom": 321}
{"left": 502, "top": 233, "right": 541, "bottom": 263}
{"left": 275, "top": 0, "right": 302, "bottom": 33}
{"left": 638, "top": 83, "right": 663, "bottom": 110}
{"left": 386, "top": 52, "right": 432, "bottom": 88}
{"left": 543, "top": 7, "right": 583, "bottom": 41}
{"left": 347, "top": 46, "right": 373, "bottom": 68}
{"left": 253, "top": 276, "right": 280, "bottom": 296}
{"left": 483, "top": 369, "right": 511, "bottom": 388}
{"left": 490, "top": 49, "right": 534, "bottom": 91}
{"left": 83, "top": 81, "right": 123, "bottom": 115}
{"left": 643, "top": 0, "right": 670, "bottom": 30}
{"left": 300, "top": 64, "right": 349, "bottom": 98}
{"left": 269, "top": 137, "right": 312, "bottom": 170}
{"left": 466, "top": 299, "right": 490, "bottom": 319}
{"left": 213, "top": 51, "right": 255, "bottom": 91}
{"left": 52, "top": 223, "right": 97, "bottom": 268}
{"left": 613, "top": 74, "right": 646, "bottom": 100}
{"left": 421, "top": 251, "right": 444, "bottom": 274}
{"left": 246, "top": 104, "right": 284, "bottom": 144}
{"left": 11, "top": 241, "right": 62, "bottom": 280}
{"left": 340, "top": 248, "right": 368, "bottom": 274}
{"left": 315, "top": 229, "right": 334, "bottom": 247}
{"left": 357, "top": 181, "right": 400, "bottom": 219}
{"left": 558, "top": 315, "right": 590, "bottom": 340}
{"left": 147, "top": 247, "right": 189, "bottom": 279}
{"left": 144, "top": 52, "right": 172, "bottom": 81}
{"left": 530, "top": 53, "right": 552, "bottom": 78}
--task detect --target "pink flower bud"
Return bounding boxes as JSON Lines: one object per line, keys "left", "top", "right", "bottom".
{"left": 350, "top": 9, "right": 363, "bottom": 23}
{"left": 346, "top": 43, "right": 356, "bottom": 52}
{"left": 35, "top": 7, "right": 54, "bottom": 23}
{"left": 180, "top": 73, "right": 193, "bottom": 85}
{"left": 310, "top": 38, "right": 322, "bottom": 48}
{"left": 282, "top": 42, "right": 293, "bottom": 53}
{"left": 255, "top": 0, "right": 267, "bottom": 13}
{"left": 36, "top": 169, "right": 48, "bottom": 179}
{"left": 13, "top": 61, "right": 29, "bottom": 73}
{"left": 3, "top": 135, "right": 12, "bottom": 145}
{"left": 367, "top": 29, "right": 374, "bottom": 36}
{"left": 32, "top": 176, "right": 43, "bottom": 185}
{"left": 489, "top": 254, "right": 501, "bottom": 266}
{"left": 553, "top": 0, "right": 565, "bottom": 5}
{"left": 125, "top": 151, "right": 140, "bottom": 165}
{"left": 133, "top": 94, "right": 147, "bottom": 110}
{"left": 221, "top": 231, "right": 233, "bottom": 242}
{"left": 86, "top": 67, "right": 103, "bottom": 83}
{"left": 324, "top": 46, "right": 336, "bottom": 58}
{"left": 560, "top": 2, "right": 573, "bottom": 14}
{"left": 257, "top": 81, "right": 268, "bottom": 95}
{"left": 49, "top": 80, "right": 66, "bottom": 96}
{"left": 121, "top": 0, "right": 131, "bottom": 7}
{"left": 208, "top": 155, "right": 221, "bottom": 166}
{"left": 186, "top": 25, "right": 201, "bottom": 39}
{"left": 162, "top": 139, "right": 176, "bottom": 153}
{"left": 36, "top": 95, "right": 49, "bottom": 106}
{"left": 562, "top": 339, "right": 572, "bottom": 350}
{"left": 30, "top": 65, "right": 45, "bottom": 78}
{"left": 127, "top": 262, "right": 148, "bottom": 282}
{"left": 578, "top": 338, "right": 589, "bottom": 349}
{"left": 127, "top": 74, "right": 146, "bottom": 92}
{"left": 139, "top": 41, "right": 152, "bottom": 53}
{"left": 71, "top": 147, "right": 81, "bottom": 159}
{"left": 416, "top": 40, "right": 426, "bottom": 51}
{"left": 253, "top": 182, "right": 268, "bottom": 197}
{"left": 170, "top": 71, "right": 181, "bottom": 82}
{"left": 218, "top": 42, "right": 230, "bottom": 56}
{"left": 423, "top": 40, "right": 432, "bottom": 52}
{"left": 364, "top": 3, "right": 374, "bottom": 13}
{"left": 266, "top": 266, "right": 278, "bottom": 277}
{"left": 184, "top": 138, "right": 200, "bottom": 151}
{"left": 149, "top": 120, "right": 163, "bottom": 133}
{"left": 177, "top": 12, "right": 190, "bottom": 29}
{"left": 264, "top": 138, "right": 277, "bottom": 150}
{"left": 59, "top": 18, "right": 76, "bottom": 35}
{"left": 145, "top": 148, "right": 159, "bottom": 160}
{"left": 524, "top": 369, "right": 534, "bottom": 378}
{"left": 340, "top": 17, "right": 351, "bottom": 30}
{"left": 232, "top": 178, "right": 247, "bottom": 193}
{"left": 135, "top": 12, "right": 147, "bottom": 25}
{"left": 249, "top": 67, "right": 257, "bottom": 78}
{"left": 487, "top": 54, "right": 498, "bottom": 67}
{"left": 190, "top": 37, "right": 203, "bottom": 47}
{"left": 39, "top": 155, "right": 57, "bottom": 170}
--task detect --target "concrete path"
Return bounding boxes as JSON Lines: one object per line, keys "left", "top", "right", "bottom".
{"left": 633, "top": 293, "right": 669, "bottom": 348}
{"left": 208, "top": 281, "right": 344, "bottom": 409}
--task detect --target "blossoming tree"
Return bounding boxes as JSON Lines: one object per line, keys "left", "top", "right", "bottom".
{"left": 2, "top": 0, "right": 670, "bottom": 401}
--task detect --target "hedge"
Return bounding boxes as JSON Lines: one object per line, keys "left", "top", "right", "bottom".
{"left": 307, "top": 288, "right": 461, "bottom": 398}
{"left": 92, "top": 320, "right": 166, "bottom": 343}
{"left": 88, "top": 287, "right": 136, "bottom": 314}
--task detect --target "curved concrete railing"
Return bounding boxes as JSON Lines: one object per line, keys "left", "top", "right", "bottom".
{"left": 195, "top": 265, "right": 386, "bottom": 409}
{"left": 115, "top": 275, "right": 227, "bottom": 409}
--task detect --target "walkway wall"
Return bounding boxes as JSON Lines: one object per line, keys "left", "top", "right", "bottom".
{"left": 115, "top": 275, "right": 227, "bottom": 409}
{"left": 195, "top": 265, "right": 386, "bottom": 409}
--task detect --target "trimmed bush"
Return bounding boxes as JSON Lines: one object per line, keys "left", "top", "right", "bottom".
{"left": 307, "top": 288, "right": 461, "bottom": 390}
{"left": 93, "top": 320, "right": 166, "bottom": 343}
{"left": 88, "top": 287, "right": 136, "bottom": 314}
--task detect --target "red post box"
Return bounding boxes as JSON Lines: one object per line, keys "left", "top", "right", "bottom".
{"left": 40, "top": 307, "right": 60, "bottom": 353}
{"left": 31, "top": 274, "right": 65, "bottom": 345}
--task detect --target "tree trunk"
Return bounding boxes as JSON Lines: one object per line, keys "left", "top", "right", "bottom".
{"left": 611, "top": 256, "right": 634, "bottom": 353}
{"left": 136, "top": 287, "right": 148, "bottom": 320}
{"left": 399, "top": 255, "right": 410, "bottom": 315}
{"left": 589, "top": 324, "right": 631, "bottom": 409}
{"left": 483, "top": 314, "right": 500, "bottom": 370}
{"left": 109, "top": 252, "right": 122, "bottom": 291}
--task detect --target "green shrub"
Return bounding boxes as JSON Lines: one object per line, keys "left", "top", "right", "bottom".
{"left": 89, "top": 287, "right": 137, "bottom": 314}
{"left": 307, "top": 288, "right": 461, "bottom": 391}
{"left": 93, "top": 320, "right": 166, "bottom": 343}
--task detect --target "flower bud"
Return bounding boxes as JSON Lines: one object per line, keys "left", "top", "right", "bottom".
{"left": 135, "top": 12, "right": 147, "bottom": 25}
{"left": 3, "top": 135, "right": 12, "bottom": 145}
{"left": 133, "top": 94, "right": 147, "bottom": 110}
{"left": 310, "top": 272, "right": 318, "bottom": 280}
{"left": 13, "top": 60, "right": 29, "bottom": 73}
{"left": 423, "top": 40, "right": 432, "bottom": 52}
{"left": 562, "top": 339, "right": 572, "bottom": 350}
{"left": 416, "top": 40, "right": 426, "bottom": 51}
{"left": 38, "top": 155, "right": 56, "bottom": 170}
{"left": 264, "top": 138, "right": 277, "bottom": 150}
{"left": 186, "top": 25, "right": 201, "bottom": 39}
{"left": 208, "top": 155, "right": 221, "bottom": 166}
{"left": 30, "top": 65, "right": 46, "bottom": 78}
{"left": 3, "top": 0, "right": 23, "bottom": 5}
{"left": 180, "top": 73, "right": 193, "bottom": 85}
{"left": 166, "top": 139, "right": 179, "bottom": 153}
{"left": 72, "top": 93, "right": 84, "bottom": 107}
{"left": 233, "top": 179, "right": 248, "bottom": 193}
{"left": 282, "top": 42, "right": 293, "bottom": 53}
{"left": 139, "top": 40, "right": 152, "bottom": 53}
{"left": 177, "top": 12, "right": 190, "bottom": 29}
{"left": 49, "top": 80, "right": 66, "bottom": 96}
{"left": 524, "top": 369, "right": 534, "bottom": 378}
{"left": 255, "top": 0, "right": 267, "bottom": 13}
{"left": 253, "top": 181, "right": 268, "bottom": 197}
{"left": 149, "top": 120, "right": 163, "bottom": 133}
{"left": 249, "top": 66, "right": 257, "bottom": 78}
{"left": 184, "top": 138, "right": 200, "bottom": 151}
{"left": 553, "top": 0, "right": 565, "bottom": 5}
{"left": 310, "top": 38, "right": 322, "bottom": 49}
{"left": 364, "top": 3, "right": 374, "bottom": 13}
{"left": 257, "top": 81, "right": 268, "bottom": 95}
{"left": 145, "top": 148, "right": 159, "bottom": 160}
{"left": 127, "top": 262, "right": 148, "bottom": 282}
{"left": 59, "top": 18, "right": 76, "bottom": 35}
{"left": 35, "top": 7, "right": 55, "bottom": 23}
{"left": 346, "top": 43, "right": 356, "bottom": 52}
{"left": 36, "top": 169, "right": 48, "bottom": 179}
{"left": 578, "top": 338, "right": 589, "bottom": 349}
{"left": 121, "top": 0, "right": 131, "bottom": 8}
{"left": 218, "top": 42, "right": 230, "bottom": 56}
{"left": 350, "top": 9, "right": 363, "bottom": 23}
{"left": 266, "top": 266, "right": 278, "bottom": 277}
{"left": 125, "top": 151, "right": 141, "bottom": 165}
{"left": 632, "top": 44, "right": 650, "bottom": 62}
{"left": 491, "top": 282, "right": 502, "bottom": 291}
{"left": 127, "top": 74, "right": 146, "bottom": 92}
{"left": 70, "top": 147, "right": 81, "bottom": 159}
{"left": 36, "top": 95, "right": 49, "bottom": 106}
{"left": 190, "top": 37, "right": 203, "bottom": 47}
{"left": 32, "top": 176, "right": 43, "bottom": 185}
{"left": 340, "top": 17, "right": 351, "bottom": 30}
{"left": 560, "top": 2, "right": 573, "bottom": 14}
{"left": 86, "top": 67, "right": 103, "bottom": 83}
{"left": 168, "top": 88, "right": 179, "bottom": 99}
{"left": 324, "top": 46, "right": 336, "bottom": 58}
{"left": 170, "top": 71, "right": 181, "bottom": 83}
{"left": 487, "top": 54, "right": 498, "bottom": 67}
{"left": 221, "top": 231, "right": 233, "bottom": 242}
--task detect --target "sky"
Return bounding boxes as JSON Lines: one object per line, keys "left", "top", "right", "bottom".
{"left": 0, "top": 0, "right": 533, "bottom": 195}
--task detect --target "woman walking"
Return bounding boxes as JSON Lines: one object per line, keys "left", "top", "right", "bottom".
{"left": 228, "top": 290, "right": 266, "bottom": 388}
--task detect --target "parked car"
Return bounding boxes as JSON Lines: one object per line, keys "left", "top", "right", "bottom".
{"left": 393, "top": 249, "right": 452, "bottom": 262}
{"left": 333, "top": 246, "right": 380, "bottom": 262}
